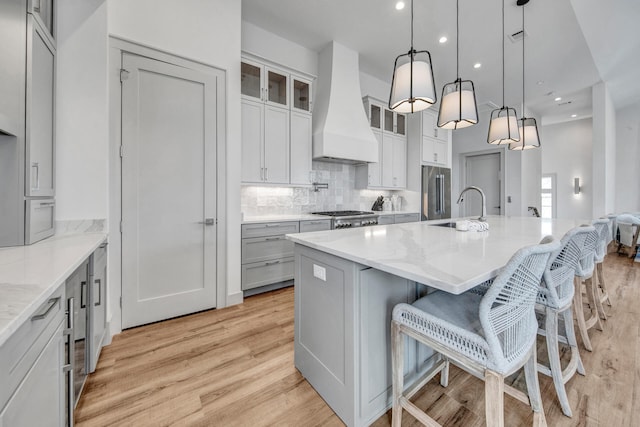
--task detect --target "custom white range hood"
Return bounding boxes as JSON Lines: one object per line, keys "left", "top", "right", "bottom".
{"left": 312, "top": 41, "right": 378, "bottom": 164}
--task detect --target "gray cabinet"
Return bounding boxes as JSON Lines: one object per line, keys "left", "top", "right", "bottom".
{"left": 241, "top": 221, "right": 299, "bottom": 291}
{"left": 90, "top": 243, "right": 107, "bottom": 373}
{"left": 0, "top": 285, "right": 65, "bottom": 427}
{"left": 394, "top": 213, "right": 420, "bottom": 224}
{"left": 0, "top": 0, "right": 55, "bottom": 247}
{"left": 26, "top": 14, "right": 56, "bottom": 198}
{"left": 377, "top": 215, "right": 395, "bottom": 225}
{"left": 299, "top": 219, "right": 331, "bottom": 233}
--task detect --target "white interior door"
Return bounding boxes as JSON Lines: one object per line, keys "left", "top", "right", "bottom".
{"left": 464, "top": 152, "right": 501, "bottom": 217}
{"left": 121, "top": 52, "right": 217, "bottom": 329}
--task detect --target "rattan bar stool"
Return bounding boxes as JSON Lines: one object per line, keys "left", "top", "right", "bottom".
{"left": 391, "top": 238, "right": 559, "bottom": 427}
{"left": 536, "top": 227, "right": 594, "bottom": 417}
{"left": 573, "top": 226, "right": 602, "bottom": 352}
{"left": 592, "top": 219, "right": 613, "bottom": 320}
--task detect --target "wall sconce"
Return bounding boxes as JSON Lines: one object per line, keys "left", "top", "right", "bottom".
{"left": 574, "top": 177, "right": 581, "bottom": 195}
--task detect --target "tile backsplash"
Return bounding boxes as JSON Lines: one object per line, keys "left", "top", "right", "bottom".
{"left": 241, "top": 161, "right": 419, "bottom": 216}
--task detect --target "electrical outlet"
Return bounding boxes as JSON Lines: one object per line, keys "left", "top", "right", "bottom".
{"left": 313, "top": 264, "right": 326, "bottom": 281}
{"left": 507, "top": 196, "right": 512, "bottom": 203}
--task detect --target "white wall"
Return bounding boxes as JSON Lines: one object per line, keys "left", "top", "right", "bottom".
{"left": 592, "top": 82, "right": 616, "bottom": 216}
{"left": 615, "top": 103, "right": 640, "bottom": 212}
{"left": 541, "top": 118, "right": 593, "bottom": 220}
{"left": 56, "top": 0, "right": 108, "bottom": 220}
{"left": 241, "top": 21, "right": 317, "bottom": 77}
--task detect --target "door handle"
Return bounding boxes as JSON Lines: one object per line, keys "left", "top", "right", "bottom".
{"left": 31, "top": 297, "right": 60, "bottom": 321}
{"left": 32, "top": 162, "right": 40, "bottom": 190}
{"left": 81, "top": 281, "right": 87, "bottom": 308}
{"left": 94, "top": 279, "right": 101, "bottom": 306}
{"left": 198, "top": 218, "right": 215, "bottom": 226}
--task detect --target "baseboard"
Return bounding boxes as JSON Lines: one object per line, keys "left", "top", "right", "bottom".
{"left": 243, "top": 280, "right": 294, "bottom": 297}
{"left": 226, "top": 291, "right": 244, "bottom": 307}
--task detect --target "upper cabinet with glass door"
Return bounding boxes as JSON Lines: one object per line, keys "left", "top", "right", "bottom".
{"left": 28, "top": 0, "right": 55, "bottom": 43}
{"left": 241, "top": 59, "right": 288, "bottom": 109}
{"left": 291, "top": 75, "right": 312, "bottom": 114}
{"left": 384, "top": 107, "right": 406, "bottom": 136}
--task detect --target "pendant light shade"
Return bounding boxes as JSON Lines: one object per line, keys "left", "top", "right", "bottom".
{"left": 437, "top": 0, "right": 478, "bottom": 129}
{"left": 509, "top": 0, "right": 541, "bottom": 150}
{"left": 487, "top": 0, "right": 520, "bottom": 145}
{"left": 389, "top": 0, "right": 437, "bottom": 113}
{"left": 488, "top": 107, "right": 520, "bottom": 144}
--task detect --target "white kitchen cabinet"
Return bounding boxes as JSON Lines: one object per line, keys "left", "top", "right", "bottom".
{"left": 416, "top": 110, "right": 451, "bottom": 168}
{"left": 422, "top": 136, "right": 447, "bottom": 167}
{"left": 290, "top": 111, "right": 312, "bottom": 185}
{"left": 241, "top": 99, "right": 290, "bottom": 184}
{"left": 241, "top": 57, "right": 315, "bottom": 186}
{"left": 422, "top": 109, "right": 447, "bottom": 142}
{"left": 26, "top": 14, "right": 55, "bottom": 198}
{"left": 357, "top": 97, "right": 407, "bottom": 190}
{"left": 299, "top": 219, "right": 331, "bottom": 232}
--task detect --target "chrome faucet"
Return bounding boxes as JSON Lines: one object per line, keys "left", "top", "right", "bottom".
{"left": 457, "top": 186, "right": 487, "bottom": 221}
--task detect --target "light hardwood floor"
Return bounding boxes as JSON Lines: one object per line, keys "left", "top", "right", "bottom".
{"left": 76, "top": 253, "right": 640, "bottom": 426}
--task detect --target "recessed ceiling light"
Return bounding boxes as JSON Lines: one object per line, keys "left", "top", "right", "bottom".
{"left": 439, "top": 36, "right": 447, "bottom": 44}
{"left": 395, "top": 1, "right": 405, "bottom": 10}
{"left": 537, "top": 80, "right": 544, "bottom": 86}
{"left": 571, "top": 114, "right": 577, "bottom": 118}
{"left": 473, "top": 62, "right": 482, "bottom": 69}
{"left": 554, "top": 97, "right": 562, "bottom": 102}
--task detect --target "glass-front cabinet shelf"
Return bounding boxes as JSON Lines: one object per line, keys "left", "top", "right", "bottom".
{"left": 268, "top": 70, "right": 288, "bottom": 106}
{"left": 396, "top": 114, "right": 406, "bottom": 136}
{"left": 241, "top": 62, "right": 262, "bottom": 99}
{"left": 292, "top": 77, "right": 311, "bottom": 112}
{"left": 384, "top": 109, "right": 394, "bottom": 133}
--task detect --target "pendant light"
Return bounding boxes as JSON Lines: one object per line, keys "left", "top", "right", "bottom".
{"left": 389, "top": 0, "right": 437, "bottom": 113}
{"left": 510, "top": 0, "right": 541, "bottom": 150}
{"left": 437, "top": 0, "right": 479, "bottom": 129}
{"left": 487, "top": 0, "right": 520, "bottom": 145}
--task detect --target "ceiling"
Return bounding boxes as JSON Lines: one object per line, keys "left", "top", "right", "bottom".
{"left": 242, "top": 0, "right": 640, "bottom": 125}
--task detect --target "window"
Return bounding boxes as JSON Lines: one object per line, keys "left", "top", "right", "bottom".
{"left": 541, "top": 174, "right": 557, "bottom": 218}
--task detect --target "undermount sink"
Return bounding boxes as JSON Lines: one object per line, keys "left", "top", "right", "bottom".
{"left": 429, "top": 221, "right": 458, "bottom": 228}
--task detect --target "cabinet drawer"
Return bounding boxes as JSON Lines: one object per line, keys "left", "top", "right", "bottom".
{"left": 394, "top": 214, "right": 420, "bottom": 224}
{"left": 300, "top": 220, "right": 331, "bottom": 233}
{"left": 241, "top": 221, "right": 299, "bottom": 238}
{"left": 242, "top": 257, "right": 294, "bottom": 290}
{"left": 0, "top": 284, "right": 65, "bottom": 406}
{"left": 242, "top": 236, "right": 294, "bottom": 264}
{"left": 25, "top": 198, "right": 55, "bottom": 244}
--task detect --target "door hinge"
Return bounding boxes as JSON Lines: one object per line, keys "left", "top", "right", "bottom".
{"left": 119, "top": 296, "right": 122, "bottom": 308}
{"left": 120, "top": 69, "right": 130, "bottom": 82}
{"left": 119, "top": 221, "right": 123, "bottom": 233}
{"left": 119, "top": 145, "right": 124, "bottom": 158}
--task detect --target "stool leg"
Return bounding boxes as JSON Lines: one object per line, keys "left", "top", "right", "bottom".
{"left": 391, "top": 321, "right": 404, "bottom": 427}
{"left": 523, "top": 348, "right": 547, "bottom": 427}
{"left": 584, "top": 277, "right": 604, "bottom": 331}
{"left": 485, "top": 370, "right": 505, "bottom": 427}
{"left": 562, "top": 306, "right": 585, "bottom": 376}
{"left": 592, "top": 263, "right": 607, "bottom": 320}
{"left": 573, "top": 276, "right": 593, "bottom": 351}
{"left": 440, "top": 358, "right": 450, "bottom": 387}
{"left": 546, "top": 308, "right": 572, "bottom": 417}
{"left": 596, "top": 262, "right": 612, "bottom": 308}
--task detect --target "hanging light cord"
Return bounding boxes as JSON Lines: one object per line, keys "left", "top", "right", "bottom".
{"left": 501, "top": 0, "right": 505, "bottom": 108}
{"left": 521, "top": 4, "right": 526, "bottom": 115}
{"left": 410, "top": 0, "right": 414, "bottom": 52}
{"left": 456, "top": 0, "right": 460, "bottom": 79}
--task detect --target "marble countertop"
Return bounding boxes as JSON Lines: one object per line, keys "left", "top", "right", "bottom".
{"left": 286, "top": 216, "right": 587, "bottom": 294}
{"left": 0, "top": 232, "right": 108, "bottom": 347}
{"left": 241, "top": 211, "right": 420, "bottom": 224}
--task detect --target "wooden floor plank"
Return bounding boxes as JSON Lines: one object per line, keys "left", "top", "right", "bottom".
{"left": 76, "top": 253, "right": 640, "bottom": 426}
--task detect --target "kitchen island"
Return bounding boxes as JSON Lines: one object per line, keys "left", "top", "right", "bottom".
{"left": 286, "top": 216, "right": 587, "bottom": 426}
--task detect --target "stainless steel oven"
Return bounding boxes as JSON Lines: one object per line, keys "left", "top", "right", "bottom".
{"left": 311, "top": 210, "right": 379, "bottom": 229}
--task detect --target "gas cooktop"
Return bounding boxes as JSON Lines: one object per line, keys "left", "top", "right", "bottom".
{"left": 311, "top": 210, "right": 375, "bottom": 217}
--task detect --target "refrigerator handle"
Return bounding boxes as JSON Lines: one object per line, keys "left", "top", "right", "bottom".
{"left": 435, "top": 174, "right": 441, "bottom": 214}
{"left": 440, "top": 174, "right": 445, "bottom": 216}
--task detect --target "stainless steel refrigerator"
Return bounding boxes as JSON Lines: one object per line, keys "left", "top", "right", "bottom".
{"left": 421, "top": 166, "right": 451, "bottom": 221}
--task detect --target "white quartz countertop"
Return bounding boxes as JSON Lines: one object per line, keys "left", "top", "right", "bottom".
{"left": 0, "top": 233, "right": 108, "bottom": 347}
{"left": 286, "top": 216, "right": 588, "bottom": 294}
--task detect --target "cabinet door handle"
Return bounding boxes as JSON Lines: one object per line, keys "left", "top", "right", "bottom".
{"left": 80, "top": 281, "right": 87, "bottom": 308}
{"left": 264, "top": 237, "right": 281, "bottom": 241}
{"left": 265, "top": 260, "right": 281, "bottom": 266}
{"left": 31, "top": 297, "right": 60, "bottom": 321}
{"left": 32, "top": 162, "right": 40, "bottom": 190}
{"left": 94, "top": 279, "right": 102, "bottom": 306}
